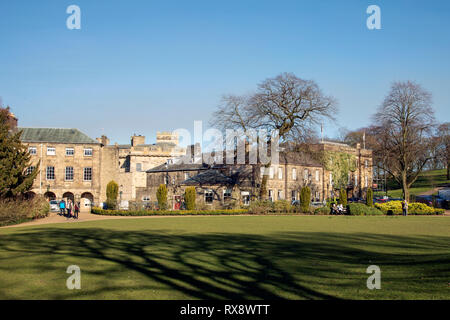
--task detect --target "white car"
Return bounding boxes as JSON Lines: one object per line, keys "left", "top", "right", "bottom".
{"left": 49, "top": 200, "right": 59, "bottom": 212}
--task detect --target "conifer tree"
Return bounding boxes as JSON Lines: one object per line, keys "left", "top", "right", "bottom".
{"left": 0, "top": 107, "right": 39, "bottom": 198}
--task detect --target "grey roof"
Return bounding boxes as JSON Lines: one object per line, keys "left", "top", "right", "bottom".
{"left": 19, "top": 128, "right": 99, "bottom": 144}
{"left": 181, "top": 169, "right": 233, "bottom": 186}
{"left": 147, "top": 162, "right": 209, "bottom": 173}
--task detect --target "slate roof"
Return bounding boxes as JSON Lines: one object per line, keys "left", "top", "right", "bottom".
{"left": 181, "top": 169, "right": 234, "bottom": 186}
{"left": 147, "top": 162, "right": 210, "bottom": 173}
{"left": 19, "top": 128, "right": 99, "bottom": 144}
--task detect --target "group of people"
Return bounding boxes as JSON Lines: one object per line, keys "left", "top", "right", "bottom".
{"left": 58, "top": 199, "right": 80, "bottom": 219}
{"left": 330, "top": 203, "right": 345, "bottom": 215}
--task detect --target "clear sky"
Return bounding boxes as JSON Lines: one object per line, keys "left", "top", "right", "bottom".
{"left": 1, "top": 0, "right": 449, "bottom": 145}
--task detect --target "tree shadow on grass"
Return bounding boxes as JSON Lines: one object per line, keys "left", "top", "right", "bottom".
{"left": 0, "top": 228, "right": 448, "bottom": 299}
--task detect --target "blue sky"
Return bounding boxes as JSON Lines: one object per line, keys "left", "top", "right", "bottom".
{"left": 1, "top": 0, "right": 449, "bottom": 145}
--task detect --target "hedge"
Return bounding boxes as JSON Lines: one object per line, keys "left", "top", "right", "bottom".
{"left": 346, "top": 203, "right": 383, "bottom": 216}
{"left": 91, "top": 207, "right": 249, "bottom": 216}
{"left": 375, "top": 201, "right": 445, "bottom": 215}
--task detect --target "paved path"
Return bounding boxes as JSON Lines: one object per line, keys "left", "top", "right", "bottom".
{"left": 1, "top": 210, "right": 189, "bottom": 229}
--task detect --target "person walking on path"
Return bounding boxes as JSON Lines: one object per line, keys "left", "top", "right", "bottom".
{"left": 59, "top": 200, "right": 66, "bottom": 216}
{"left": 402, "top": 199, "right": 408, "bottom": 216}
{"left": 67, "top": 200, "right": 73, "bottom": 218}
{"left": 74, "top": 202, "right": 80, "bottom": 219}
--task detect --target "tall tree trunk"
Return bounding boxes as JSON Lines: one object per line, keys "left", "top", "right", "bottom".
{"left": 447, "top": 161, "right": 450, "bottom": 180}
{"left": 402, "top": 172, "right": 409, "bottom": 202}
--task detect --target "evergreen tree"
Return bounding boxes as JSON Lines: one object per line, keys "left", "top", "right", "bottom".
{"left": 366, "top": 187, "right": 374, "bottom": 207}
{"left": 0, "top": 107, "right": 39, "bottom": 198}
{"left": 339, "top": 188, "right": 347, "bottom": 206}
{"left": 106, "top": 180, "right": 119, "bottom": 209}
{"left": 156, "top": 184, "right": 168, "bottom": 210}
{"left": 300, "top": 186, "right": 311, "bottom": 213}
{"left": 184, "top": 187, "right": 196, "bottom": 210}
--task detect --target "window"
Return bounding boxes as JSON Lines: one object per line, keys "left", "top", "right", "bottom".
{"left": 365, "top": 160, "right": 369, "bottom": 169}
{"left": 26, "top": 166, "right": 35, "bottom": 175}
{"left": 184, "top": 172, "right": 190, "bottom": 180}
{"left": 65, "top": 167, "right": 74, "bottom": 181}
{"left": 83, "top": 167, "right": 92, "bottom": 181}
{"left": 65, "top": 148, "right": 74, "bottom": 156}
{"left": 84, "top": 148, "right": 93, "bottom": 156}
{"left": 278, "top": 167, "right": 283, "bottom": 180}
{"left": 291, "top": 190, "right": 297, "bottom": 201}
{"left": 355, "top": 173, "right": 358, "bottom": 187}
{"left": 269, "top": 167, "right": 274, "bottom": 179}
{"left": 136, "top": 163, "right": 142, "bottom": 172}
{"left": 278, "top": 190, "right": 283, "bottom": 200}
{"left": 304, "top": 169, "right": 309, "bottom": 181}
{"left": 241, "top": 192, "right": 250, "bottom": 205}
{"left": 142, "top": 196, "right": 150, "bottom": 202}
{"left": 292, "top": 168, "right": 297, "bottom": 180}
{"left": 28, "top": 147, "right": 37, "bottom": 155}
{"left": 46, "top": 166, "right": 55, "bottom": 180}
{"left": 205, "top": 190, "right": 214, "bottom": 203}
{"left": 268, "top": 190, "right": 273, "bottom": 202}
{"left": 315, "top": 170, "right": 320, "bottom": 182}
{"left": 365, "top": 176, "right": 368, "bottom": 188}
{"left": 223, "top": 189, "right": 232, "bottom": 201}
{"left": 47, "top": 147, "right": 56, "bottom": 156}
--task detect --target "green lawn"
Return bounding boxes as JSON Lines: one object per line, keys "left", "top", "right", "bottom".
{"left": 0, "top": 216, "right": 449, "bottom": 300}
{"left": 375, "top": 169, "right": 450, "bottom": 198}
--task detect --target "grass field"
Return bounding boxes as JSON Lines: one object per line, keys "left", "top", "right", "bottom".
{"left": 0, "top": 216, "right": 449, "bottom": 300}
{"left": 375, "top": 169, "right": 450, "bottom": 198}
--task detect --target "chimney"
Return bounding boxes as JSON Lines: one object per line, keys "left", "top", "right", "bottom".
{"left": 96, "top": 135, "right": 110, "bottom": 146}
{"left": 131, "top": 135, "right": 145, "bottom": 146}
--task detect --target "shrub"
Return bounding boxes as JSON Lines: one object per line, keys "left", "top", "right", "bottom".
{"left": 106, "top": 180, "right": 119, "bottom": 209}
{"left": 339, "top": 188, "right": 347, "bottom": 206}
{"left": 91, "top": 207, "right": 248, "bottom": 216}
{"left": 273, "top": 200, "right": 293, "bottom": 213}
{"left": 366, "top": 187, "right": 373, "bottom": 207}
{"left": 184, "top": 187, "right": 196, "bottom": 210}
{"left": 156, "top": 184, "right": 168, "bottom": 210}
{"left": 300, "top": 186, "right": 311, "bottom": 213}
{"left": 375, "top": 201, "right": 444, "bottom": 215}
{"left": 314, "top": 206, "right": 330, "bottom": 215}
{"left": 347, "top": 203, "right": 383, "bottom": 216}
{"left": 248, "top": 200, "right": 273, "bottom": 214}
{"left": 0, "top": 196, "right": 50, "bottom": 226}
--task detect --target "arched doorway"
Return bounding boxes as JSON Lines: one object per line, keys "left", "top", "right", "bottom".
{"left": 80, "top": 192, "right": 94, "bottom": 212}
{"left": 44, "top": 192, "right": 56, "bottom": 201}
{"left": 63, "top": 192, "right": 75, "bottom": 203}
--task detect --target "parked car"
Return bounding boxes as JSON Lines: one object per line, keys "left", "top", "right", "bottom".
{"left": 49, "top": 200, "right": 59, "bottom": 212}
{"left": 384, "top": 197, "right": 402, "bottom": 203}
{"left": 415, "top": 195, "right": 445, "bottom": 208}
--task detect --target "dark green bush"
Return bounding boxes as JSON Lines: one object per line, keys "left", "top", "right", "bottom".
{"left": 366, "top": 187, "right": 374, "bottom": 207}
{"left": 184, "top": 187, "right": 196, "bottom": 210}
{"left": 339, "top": 188, "right": 347, "bottom": 206}
{"left": 106, "top": 180, "right": 119, "bottom": 209}
{"left": 156, "top": 184, "right": 168, "bottom": 210}
{"left": 300, "top": 186, "right": 311, "bottom": 213}
{"left": 347, "top": 203, "right": 383, "bottom": 216}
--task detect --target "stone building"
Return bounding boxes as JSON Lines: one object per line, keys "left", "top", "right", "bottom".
{"left": 138, "top": 141, "right": 373, "bottom": 209}
{"left": 20, "top": 128, "right": 103, "bottom": 211}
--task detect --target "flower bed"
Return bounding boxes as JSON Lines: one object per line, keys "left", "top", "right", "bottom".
{"left": 375, "top": 201, "right": 445, "bottom": 215}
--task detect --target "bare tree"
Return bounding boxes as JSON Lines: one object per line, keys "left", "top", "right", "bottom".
{"left": 436, "top": 122, "right": 450, "bottom": 179}
{"left": 210, "top": 72, "right": 337, "bottom": 199}
{"left": 372, "top": 81, "right": 436, "bottom": 201}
